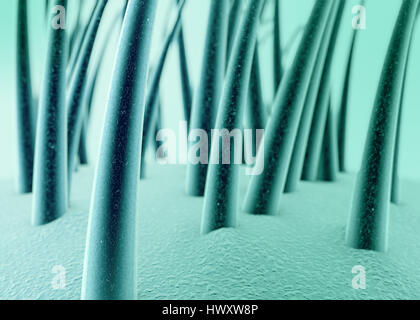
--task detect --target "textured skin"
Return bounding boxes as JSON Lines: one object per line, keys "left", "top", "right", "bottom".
{"left": 1, "top": 165, "right": 420, "bottom": 300}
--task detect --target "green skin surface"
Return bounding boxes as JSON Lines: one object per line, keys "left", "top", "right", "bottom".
{"left": 346, "top": 0, "right": 419, "bottom": 252}
{"left": 3, "top": 164, "right": 420, "bottom": 300}
{"left": 32, "top": 0, "right": 68, "bottom": 226}
{"left": 242, "top": 0, "right": 334, "bottom": 216}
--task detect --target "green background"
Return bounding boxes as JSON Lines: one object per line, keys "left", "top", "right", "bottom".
{"left": 1, "top": 0, "right": 419, "bottom": 184}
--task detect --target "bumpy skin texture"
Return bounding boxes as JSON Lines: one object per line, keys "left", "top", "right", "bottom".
{"left": 2, "top": 165, "right": 420, "bottom": 300}
{"left": 346, "top": 0, "right": 419, "bottom": 252}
